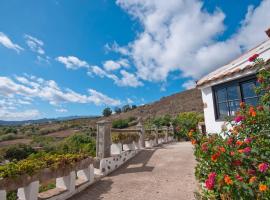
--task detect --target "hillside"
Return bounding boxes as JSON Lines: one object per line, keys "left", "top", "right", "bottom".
{"left": 107, "top": 88, "right": 203, "bottom": 122}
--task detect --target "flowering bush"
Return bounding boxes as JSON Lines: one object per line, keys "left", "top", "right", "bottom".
{"left": 192, "top": 56, "right": 270, "bottom": 199}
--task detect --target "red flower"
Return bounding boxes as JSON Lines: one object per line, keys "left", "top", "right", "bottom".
{"left": 211, "top": 152, "right": 220, "bottom": 162}
{"left": 258, "top": 163, "right": 269, "bottom": 173}
{"left": 248, "top": 54, "right": 259, "bottom": 62}
{"left": 243, "top": 147, "right": 251, "bottom": 154}
{"left": 201, "top": 143, "right": 208, "bottom": 152}
{"left": 232, "top": 160, "right": 242, "bottom": 166}
{"left": 248, "top": 169, "right": 256, "bottom": 175}
{"left": 205, "top": 172, "right": 216, "bottom": 190}
{"left": 244, "top": 138, "right": 252, "bottom": 144}
{"left": 234, "top": 115, "right": 245, "bottom": 123}
{"left": 230, "top": 151, "right": 235, "bottom": 156}
{"left": 235, "top": 174, "right": 244, "bottom": 182}
{"left": 227, "top": 137, "right": 234, "bottom": 145}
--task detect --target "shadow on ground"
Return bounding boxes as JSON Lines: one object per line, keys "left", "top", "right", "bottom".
{"left": 69, "top": 147, "right": 157, "bottom": 200}
{"left": 110, "top": 147, "right": 157, "bottom": 176}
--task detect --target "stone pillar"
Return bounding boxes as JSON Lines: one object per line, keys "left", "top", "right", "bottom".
{"left": 0, "top": 190, "right": 6, "bottom": 200}
{"left": 96, "top": 120, "right": 111, "bottom": 159}
{"left": 163, "top": 126, "right": 168, "bottom": 143}
{"left": 17, "top": 181, "right": 39, "bottom": 200}
{"left": 136, "top": 121, "right": 145, "bottom": 148}
{"left": 56, "top": 171, "right": 76, "bottom": 192}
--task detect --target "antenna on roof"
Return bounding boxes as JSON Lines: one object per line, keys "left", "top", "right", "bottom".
{"left": 266, "top": 27, "right": 270, "bottom": 38}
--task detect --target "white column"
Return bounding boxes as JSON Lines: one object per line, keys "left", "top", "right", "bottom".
{"left": 17, "top": 181, "right": 39, "bottom": 200}
{"left": 56, "top": 171, "right": 76, "bottom": 192}
{"left": 77, "top": 164, "right": 94, "bottom": 183}
{"left": 89, "top": 164, "right": 94, "bottom": 184}
{"left": 0, "top": 190, "right": 6, "bottom": 200}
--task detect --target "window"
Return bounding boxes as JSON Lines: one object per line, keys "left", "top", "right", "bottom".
{"left": 213, "top": 75, "right": 260, "bottom": 120}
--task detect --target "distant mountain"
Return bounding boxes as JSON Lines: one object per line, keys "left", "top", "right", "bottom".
{"left": 0, "top": 115, "right": 99, "bottom": 126}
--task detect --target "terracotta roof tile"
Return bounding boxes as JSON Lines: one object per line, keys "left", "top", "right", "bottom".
{"left": 197, "top": 39, "right": 270, "bottom": 87}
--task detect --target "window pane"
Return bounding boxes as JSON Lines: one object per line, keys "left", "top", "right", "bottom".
{"left": 216, "top": 88, "right": 226, "bottom": 102}
{"left": 227, "top": 85, "right": 239, "bottom": 100}
{"left": 228, "top": 100, "right": 240, "bottom": 116}
{"left": 242, "top": 81, "right": 257, "bottom": 98}
{"left": 218, "top": 102, "right": 229, "bottom": 118}
{"left": 244, "top": 97, "right": 259, "bottom": 106}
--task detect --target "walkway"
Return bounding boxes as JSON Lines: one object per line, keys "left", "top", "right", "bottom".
{"left": 69, "top": 142, "right": 197, "bottom": 200}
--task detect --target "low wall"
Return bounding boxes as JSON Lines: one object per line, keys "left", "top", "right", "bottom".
{"left": 0, "top": 138, "right": 175, "bottom": 200}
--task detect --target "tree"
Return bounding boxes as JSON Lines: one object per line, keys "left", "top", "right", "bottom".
{"left": 103, "top": 107, "right": 112, "bottom": 117}
{"left": 131, "top": 105, "right": 137, "bottom": 109}
{"left": 114, "top": 107, "right": 122, "bottom": 114}
{"left": 122, "top": 104, "right": 131, "bottom": 112}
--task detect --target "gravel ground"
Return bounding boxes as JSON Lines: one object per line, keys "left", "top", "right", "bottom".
{"left": 70, "top": 142, "right": 197, "bottom": 200}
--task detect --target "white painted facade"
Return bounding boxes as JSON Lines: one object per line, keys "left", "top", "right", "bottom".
{"left": 198, "top": 38, "right": 270, "bottom": 134}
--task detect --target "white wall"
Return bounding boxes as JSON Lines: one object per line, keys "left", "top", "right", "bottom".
{"left": 201, "top": 86, "right": 225, "bottom": 134}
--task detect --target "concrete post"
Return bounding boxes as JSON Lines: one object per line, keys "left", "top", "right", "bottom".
{"left": 56, "top": 171, "right": 76, "bottom": 192}
{"left": 152, "top": 125, "right": 158, "bottom": 145}
{"left": 17, "top": 181, "right": 39, "bottom": 200}
{"left": 163, "top": 126, "right": 168, "bottom": 143}
{"left": 0, "top": 190, "right": 6, "bottom": 200}
{"left": 96, "top": 120, "right": 111, "bottom": 158}
{"left": 136, "top": 121, "right": 145, "bottom": 148}
{"left": 77, "top": 164, "right": 94, "bottom": 183}
{"left": 169, "top": 122, "right": 174, "bottom": 141}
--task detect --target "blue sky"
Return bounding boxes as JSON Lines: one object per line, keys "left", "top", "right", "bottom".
{"left": 0, "top": 0, "right": 269, "bottom": 120}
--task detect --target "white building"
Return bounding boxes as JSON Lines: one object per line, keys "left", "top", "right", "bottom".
{"left": 197, "top": 29, "right": 270, "bottom": 134}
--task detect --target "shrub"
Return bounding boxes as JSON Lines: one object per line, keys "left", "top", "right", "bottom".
{"left": 111, "top": 132, "right": 139, "bottom": 144}
{"left": 114, "top": 107, "right": 122, "bottom": 114}
{"left": 4, "top": 144, "right": 36, "bottom": 161}
{"left": 112, "top": 119, "right": 129, "bottom": 129}
{"left": 174, "top": 112, "right": 203, "bottom": 140}
{"left": 0, "top": 153, "right": 88, "bottom": 179}
{"left": 57, "top": 133, "right": 96, "bottom": 157}
{"left": 0, "top": 133, "right": 17, "bottom": 142}
{"left": 193, "top": 57, "right": 270, "bottom": 199}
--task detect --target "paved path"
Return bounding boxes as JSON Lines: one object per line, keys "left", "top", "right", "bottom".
{"left": 70, "top": 142, "right": 197, "bottom": 200}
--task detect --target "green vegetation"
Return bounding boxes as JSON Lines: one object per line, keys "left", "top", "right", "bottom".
{"left": 174, "top": 112, "right": 203, "bottom": 140}
{"left": 4, "top": 144, "right": 36, "bottom": 161}
{"left": 112, "top": 117, "right": 137, "bottom": 129}
{"left": 0, "top": 153, "right": 88, "bottom": 179}
{"left": 103, "top": 107, "right": 112, "bottom": 117}
{"left": 111, "top": 132, "right": 139, "bottom": 144}
{"left": 57, "top": 133, "right": 96, "bottom": 157}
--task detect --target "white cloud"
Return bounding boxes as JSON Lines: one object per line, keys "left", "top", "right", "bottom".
{"left": 103, "top": 60, "right": 121, "bottom": 71}
{"left": 0, "top": 109, "right": 40, "bottom": 121}
{"left": 0, "top": 32, "right": 23, "bottom": 53}
{"left": 89, "top": 66, "right": 143, "bottom": 88}
{"left": 115, "top": 70, "right": 143, "bottom": 87}
{"left": 55, "top": 108, "right": 68, "bottom": 113}
{"left": 24, "top": 34, "right": 45, "bottom": 55}
{"left": 182, "top": 80, "right": 196, "bottom": 89}
{"left": 127, "top": 98, "right": 134, "bottom": 104}
{"left": 88, "top": 89, "right": 121, "bottom": 106}
{"left": 103, "top": 59, "right": 130, "bottom": 71}
{"left": 56, "top": 56, "right": 89, "bottom": 69}
{"left": 116, "top": 0, "right": 270, "bottom": 83}
{"left": 0, "top": 75, "right": 121, "bottom": 106}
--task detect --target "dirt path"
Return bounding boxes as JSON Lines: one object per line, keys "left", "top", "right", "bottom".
{"left": 70, "top": 142, "right": 197, "bottom": 200}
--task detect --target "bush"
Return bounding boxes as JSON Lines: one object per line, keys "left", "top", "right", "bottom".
{"left": 193, "top": 57, "right": 270, "bottom": 199}
{"left": 111, "top": 132, "right": 140, "bottom": 144}
{"left": 4, "top": 144, "right": 36, "bottom": 161}
{"left": 174, "top": 112, "right": 203, "bottom": 140}
{"left": 0, "top": 133, "right": 17, "bottom": 142}
{"left": 57, "top": 133, "right": 96, "bottom": 157}
{"left": 112, "top": 119, "right": 129, "bottom": 129}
